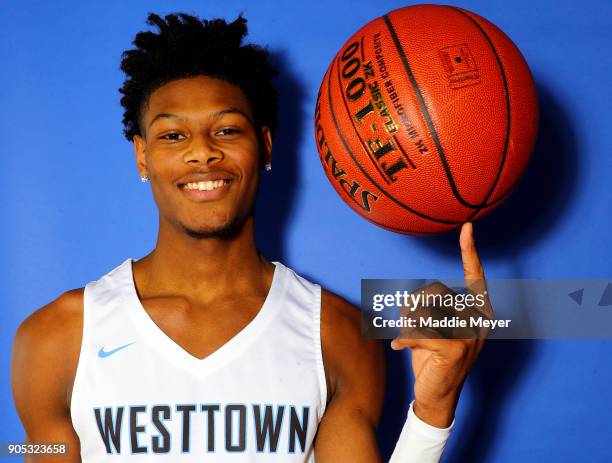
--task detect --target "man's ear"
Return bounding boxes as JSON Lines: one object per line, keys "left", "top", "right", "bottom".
{"left": 259, "top": 126, "right": 273, "bottom": 167}
{"left": 133, "top": 134, "right": 147, "bottom": 176}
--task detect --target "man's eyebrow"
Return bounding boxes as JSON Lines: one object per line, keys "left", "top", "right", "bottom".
{"left": 210, "top": 108, "right": 254, "bottom": 124}
{"left": 147, "top": 113, "right": 186, "bottom": 129}
{"left": 147, "top": 108, "right": 254, "bottom": 130}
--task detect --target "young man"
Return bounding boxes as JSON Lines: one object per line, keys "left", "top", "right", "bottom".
{"left": 11, "top": 13, "right": 486, "bottom": 462}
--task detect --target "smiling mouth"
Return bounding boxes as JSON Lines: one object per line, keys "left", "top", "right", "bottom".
{"left": 180, "top": 179, "right": 233, "bottom": 191}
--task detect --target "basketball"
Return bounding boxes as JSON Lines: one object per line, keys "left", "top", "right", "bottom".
{"left": 314, "top": 4, "right": 538, "bottom": 235}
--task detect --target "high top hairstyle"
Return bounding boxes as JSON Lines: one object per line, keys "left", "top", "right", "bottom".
{"left": 119, "top": 13, "right": 279, "bottom": 141}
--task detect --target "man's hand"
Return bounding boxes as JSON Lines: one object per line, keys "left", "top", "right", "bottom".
{"left": 390, "top": 222, "right": 490, "bottom": 428}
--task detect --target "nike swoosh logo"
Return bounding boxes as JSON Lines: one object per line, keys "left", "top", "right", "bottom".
{"left": 98, "top": 342, "right": 135, "bottom": 358}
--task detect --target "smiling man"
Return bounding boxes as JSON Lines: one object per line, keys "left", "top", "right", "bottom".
{"left": 11, "top": 13, "right": 486, "bottom": 462}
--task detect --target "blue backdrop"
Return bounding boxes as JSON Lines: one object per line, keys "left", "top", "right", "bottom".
{"left": 2, "top": 0, "right": 611, "bottom": 461}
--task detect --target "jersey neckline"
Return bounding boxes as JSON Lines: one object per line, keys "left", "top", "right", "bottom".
{"left": 118, "top": 257, "right": 287, "bottom": 375}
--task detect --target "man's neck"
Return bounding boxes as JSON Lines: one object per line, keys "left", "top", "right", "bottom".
{"left": 133, "top": 215, "right": 272, "bottom": 304}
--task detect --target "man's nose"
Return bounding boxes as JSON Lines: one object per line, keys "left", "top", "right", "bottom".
{"left": 183, "top": 135, "right": 223, "bottom": 165}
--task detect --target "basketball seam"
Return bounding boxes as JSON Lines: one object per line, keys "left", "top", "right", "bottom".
{"left": 469, "top": 175, "right": 523, "bottom": 223}
{"left": 447, "top": 6, "right": 513, "bottom": 215}
{"left": 364, "top": 213, "right": 456, "bottom": 234}
{"left": 483, "top": 174, "right": 522, "bottom": 208}
{"left": 383, "top": 14, "right": 484, "bottom": 210}
{"left": 327, "top": 48, "right": 462, "bottom": 226}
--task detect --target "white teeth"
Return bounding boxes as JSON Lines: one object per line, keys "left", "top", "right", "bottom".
{"left": 183, "top": 180, "right": 229, "bottom": 191}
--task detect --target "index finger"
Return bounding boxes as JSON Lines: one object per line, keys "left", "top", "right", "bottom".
{"left": 460, "top": 222, "right": 484, "bottom": 281}
{"left": 460, "top": 222, "right": 495, "bottom": 323}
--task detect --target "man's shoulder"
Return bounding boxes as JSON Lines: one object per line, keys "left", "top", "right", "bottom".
{"left": 14, "top": 288, "right": 84, "bottom": 359}
{"left": 12, "top": 289, "right": 86, "bottom": 427}
{"left": 320, "top": 289, "right": 385, "bottom": 399}
{"left": 320, "top": 289, "right": 362, "bottom": 337}
{"left": 320, "top": 288, "right": 382, "bottom": 357}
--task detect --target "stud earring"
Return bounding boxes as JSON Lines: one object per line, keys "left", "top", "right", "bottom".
{"left": 140, "top": 173, "right": 149, "bottom": 183}
{"left": 264, "top": 162, "right": 272, "bottom": 172}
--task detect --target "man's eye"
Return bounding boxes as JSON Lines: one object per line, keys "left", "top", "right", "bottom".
{"left": 159, "top": 132, "right": 185, "bottom": 141}
{"left": 215, "top": 128, "right": 241, "bottom": 136}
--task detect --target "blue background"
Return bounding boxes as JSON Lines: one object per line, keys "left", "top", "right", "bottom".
{"left": 2, "top": 0, "right": 611, "bottom": 461}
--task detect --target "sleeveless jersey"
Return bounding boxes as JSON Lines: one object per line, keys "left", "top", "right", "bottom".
{"left": 70, "top": 258, "right": 327, "bottom": 462}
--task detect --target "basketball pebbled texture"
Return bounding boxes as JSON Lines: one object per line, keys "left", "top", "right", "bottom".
{"left": 314, "top": 4, "right": 539, "bottom": 234}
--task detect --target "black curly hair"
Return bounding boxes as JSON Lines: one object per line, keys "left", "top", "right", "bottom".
{"left": 119, "top": 13, "right": 279, "bottom": 142}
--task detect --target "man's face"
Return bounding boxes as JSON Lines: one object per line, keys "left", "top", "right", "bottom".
{"left": 134, "top": 76, "right": 272, "bottom": 238}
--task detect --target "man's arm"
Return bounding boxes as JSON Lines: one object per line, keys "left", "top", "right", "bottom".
{"left": 314, "top": 223, "right": 487, "bottom": 462}
{"left": 314, "top": 290, "right": 385, "bottom": 462}
{"left": 11, "top": 289, "right": 84, "bottom": 462}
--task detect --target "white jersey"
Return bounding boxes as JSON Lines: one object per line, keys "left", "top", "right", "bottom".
{"left": 70, "top": 258, "right": 327, "bottom": 462}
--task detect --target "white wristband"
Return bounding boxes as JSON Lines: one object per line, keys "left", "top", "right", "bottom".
{"left": 388, "top": 400, "right": 454, "bottom": 463}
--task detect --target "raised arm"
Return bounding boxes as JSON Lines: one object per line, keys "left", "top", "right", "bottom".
{"left": 11, "top": 289, "right": 84, "bottom": 462}
{"left": 314, "top": 291, "right": 454, "bottom": 463}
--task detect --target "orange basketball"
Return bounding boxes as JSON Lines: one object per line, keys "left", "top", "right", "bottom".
{"left": 314, "top": 4, "right": 538, "bottom": 235}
